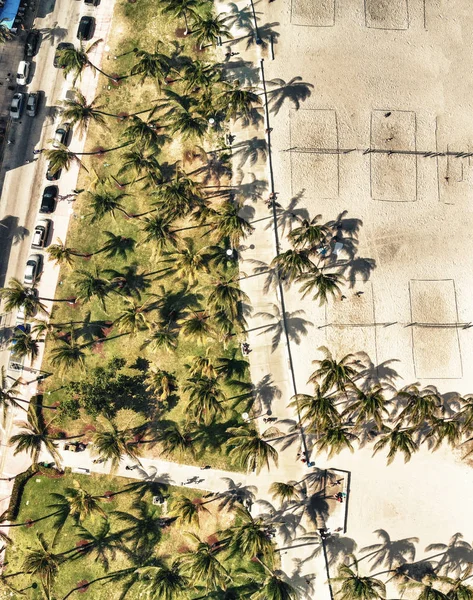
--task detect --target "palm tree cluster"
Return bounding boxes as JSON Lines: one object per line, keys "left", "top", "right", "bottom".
{"left": 292, "top": 347, "right": 473, "bottom": 464}
{"left": 1, "top": 474, "right": 298, "bottom": 600}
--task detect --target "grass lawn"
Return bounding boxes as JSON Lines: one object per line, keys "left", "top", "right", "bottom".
{"left": 39, "top": 0, "right": 253, "bottom": 471}
{"left": 3, "top": 470, "right": 261, "bottom": 599}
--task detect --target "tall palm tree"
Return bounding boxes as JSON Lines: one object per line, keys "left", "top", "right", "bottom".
{"left": 251, "top": 556, "right": 298, "bottom": 600}
{"left": 222, "top": 506, "right": 275, "bottom": 565}
{"left": 298, "top": 269, "right": 344, "bottom": 304}
{"left": 342, "top": 387, "right": 389, "bottom": 431}
{"left": 49, "top": 481, "right": 107, "bottom": 524}
{"left": 141, "top": 215, "right": 178, "bottom": 252}
{"left": 0, "top": 278, "right": 60, "bottom": 317}
{"left": 22, "top": 533, "right": 62, "bottom": 599}
{"left": 121, "top": 116, "right": 167, "bottom": 150}
{"left": 334, "top": 557, "right": 386, "bottom": 600}
{"left": 184, "top": 376, "right": 226, "bottom": 425}
{"left": 141, "top": 323, "right": 178, "bottom": 353}
{"left": 160, "top": 0, "right": 200, "bottom": 34}
{"left": 314, "top": 425, "right": 358, "bottom": 458}
{"left": 118, "top": 149, "right": 162, "bottom": 183}
{"left": 130, "top": 42, "right": 171, "bottom": 86}
{"left": 270, "top": 249, "right": 315, "bottom": 284}
{"left": 289, "top": 387, "right": 340, "bottom": 433}
{"left": 170, "top": 496, "right": 209, "bottom": 527}
{"left": 145, "top": 367, "right": 177, "bottom": 402}
{"left": 206, "top": 277, "right": 249, "bottom": 322}
{"left": 92, "top": 418, "right": 143, "bottom": 470}
{"left": 43, "top": 144, "right": 86, "bottom": 177}
{"left": 9, "top": 327, "right": 40, "bottom": 361}
{"left": 60, "top": 89, "right": 107, "bottom": 136}
{"left": 179, "top": 311, "right": 213, "bottom": 344}
{"left": 287, "top": 214, "right": 329, "bottom": 249}
{"left": 402, "top": 575, "right": 450, "bottom": 600}
{"left": 395, "top": 385, "right": 441, "bottom": 427}
{"left": 50, "top": 335, "right": 86, "bottom": 373}
{"left": 153, "top": 423, "right": 195, "bottom": 456}
{"left": 87, "top": 190, "right": 132, "bottom": 222}
{"left": 226, "top": 426, "right": 278, "bottom": 473}
{"left": 268, "top": 481, "right": 301, "bottom": 504}
{"left": 191, "top": 11, "right": 233, "bottom": 49}
{"left": 218, "top": 82, "right": 262, "bottom": 121}
{"left": 182, "top": 533, "right": 231, "bottom": 590}
{"left": 0, "top": 20, "right": 14, "bottom": 43}
{"left": 212, "top": 200, "right": 254, "bottom": 245}
{"left": 152, "top": 173, "right": 204, "bottom": 220}
{"left": 113, "top": 299, "right": 152, "bottom": 334}
{"left": 47, "top": 238, "right": 89, "bottom": 266}
{"left": 372, "top": 426, "right": 419, "bottom": 465}
{"left": 73, "top": 267, "right": 111, "bottom": 310}
{"left": 58, "top": 40, "right": 118, "bottom": 84}
{"left": 180, "top": 61, "right": 221, "bottom": 93}
{"left": 0, "top": 367, "right": 24, "bottom": 414}
{"left": 309, "top": 347, "right": 361, "bottom": 394}
{"left": 9, "top": 409, "right": 61, "bottom": 465}
{"left": 137, "top": 559, "right": 189, "bottom": 600}
{"left": 164, "top": 239, "right": 210, "bottom": 285}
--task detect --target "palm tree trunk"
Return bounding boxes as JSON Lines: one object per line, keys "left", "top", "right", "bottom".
{"left": 70, "top": 141, "right": 133, "bottom": 156}
{"left": 87, "top": 61, "right": 119, "bottom": 81}
{"left": 1, "top": 509, "right": 64, "bottom": 528}
{"left": 61, "top": 567, "right": 137, "bottom": 600}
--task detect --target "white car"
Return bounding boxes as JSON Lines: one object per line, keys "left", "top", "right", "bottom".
{"left": 31, "top": 219, "right": 50, "bottom": 248}
{"left": 23, "top": 254, "right": 42, "bottom": 285}
{"left": 16, "top": 60, "right": 30, "bottom": 86}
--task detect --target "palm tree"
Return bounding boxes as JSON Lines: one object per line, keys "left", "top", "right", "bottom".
{"left": 226, "top": 426, "right": 278, "bottom": 473}
{"left": 206, "top": 277, "right": 249, "bottom": 321}
{"left": 180, "top": 61, "right": 221, "bottom": 93}
{"left": 184, "top": 376, "right": 226, "bottom": 425}
{"left": 223, "top": 506, "right": 275, "bottom": 565}
{"left": 251, "top": 556, "right": 298, "bottom": 600}
{"left": 0, "top": 367, "right": 24, "bottom": 414}
{"left": 334, "top": 557, "right": 386, "bottom": 600}
{"left": 395, "top": 384, "right": 441, "bottom": 427}
{"left": 0, "top": 20, "right": 14, "bottom": 43}
{"left": 152, "top": 174, "right": 204, "bottom": 220}
{"left": 402, "top": 576, "right": 450, "bottom": 600}
{"left": 372, "top": 426, "right": 419, "bottom": 465}
{"left": 218, "top": 82, "right": 262, "bottom": 121}
{"left": 170, "top": 496, "right": 209, "bottom": 527}
{"left": 137, "top": 560, "right": 189, "bottom": 600}
{"left": 9, "top": 327, "right": 40, "bottom": 361}
{"left": 87, "top": 190, "right": 132, "bottom": 222}
{"left": 121, "top": 116, "right": 167, "bottom": 149}
{"left": 22, "top": 533, "right": 62, "bottom": 599}
{"left": 130, "top": 42, "right": 171, "bottom": 86}
{"left": 145, "top": 367, "right": 177, "bottom": 402}
{"left": 288, "top": 214, "right": 329, "bottom": 249}
{"left": 212, "top": 200, "right": 254, "bottom": 245}
{"left": 216, "top": 349, "right": 250, "bottom": 379}
{"left": 10, "top": 408, "right": 61, "bottom": 464}
{"left": 179, "top": 311, "right": 213, "bottom": 344}
{"left": 73, "top": 267, "right": 111, "bottom": 310}
{"left": 153, "top": 423, "right": 194, "bottom": 456}
{"left": 61, "top": 89, "right": 108, "bottom": 136}
{"left": 141, "top": 215, "right": 178, "bottom": 252}
{"left": 309, "top": 347, "right": 361, "bottom": 394}
{"left": 92, "top": 418, "right": 143, "bottom": 470}
{"left": 113, "top": 299, "right": 151, "bottom": 334}
{"left": 314, "top": 425, "right": 358, "bottom": 458}
{"left": 43, "top": 144, "right": 86, "bottom": 177}
{"left": 50, "top": 336, "right": 86, "bottom": 373}
{"left": 0, "top": 278, "right": 51, "bottom": 317}
{"left": 160, "top": 0, "right": 200, "bottom": 34}
{"left": 186, "top": 355, "right": 218, "bottom": 379}
{"left": 191, "top": 11, "right": 233, "bottom": 49}
{"left": 342, "top": 387, "right": 389, "bottom": 431}
{"left": 47, "top": 238, "right": 89, "bottom": 266}
{"left": 268, "top": 481, "right": 301, "bottom": 504}
{"left": 166, "top": 105, "right": 208, "bottom": 139}
{"left": 270, "top": 249, "right": 315, "bottom": 284}
{"left": 289, "top": 387, "right": 340, "bottom": 433}
{"left": 58, "top": 40, "right": 118, "bottom": 84}
{"left": 164, "top": 239, "right": 210, "bottom": 285}
{"left": 298, "top": 269, "right": 344, "bottom": 304}
{"left": 118, "top": 149, "right": 162, "bottom": 183}
{"left": 182, "top": 533, "right": 231, "bottom": 590}
{"left": 141, "top": 323, "right": 178, "bottom": 353}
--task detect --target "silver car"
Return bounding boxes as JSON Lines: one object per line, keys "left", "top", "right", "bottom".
{"left": 10, "top": 93, "right": 25, "bottom": 119}
{"left": 52, "top": 123, "right": 70, "bottom": 148}
{"left": 24, "top": 254, "right": 42, "bottom": 285}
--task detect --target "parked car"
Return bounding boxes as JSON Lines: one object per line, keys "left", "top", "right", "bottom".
{"left": 11, "top": 323, "right": 31, "bottom": 347}
{"left": 24, "top": 254, "right": 43, "bottom": 285}
{"left": 10, "top": 93, "right": 25, "bottom": 119}
{"left": 46, "top": 163, "right": 61, "bottom": 181}
{"left": 31, "top": 219, "right": 51, "bottom": 248}
{"left": 16, "top": 60, "right": 30, "bottom": 86}
{"left": 53, "top": 42, "right": 74, "bottom": 68}
{"left": 52, "top": 123, "right": 70, "bottom": 148}
{"left": 40, "top": 186, "right": 58, "bottom": 213}
{"left": 24, "top": 30, "right": 40, "bottom": 58}
{"left": 84, "top": 0, "right": 99, "bottom": 5}
{"left": 77, "top": 16, "right": 94, "bottom": 40}
{"left": 26, "top": 92, "right": 39, "bottom": 117}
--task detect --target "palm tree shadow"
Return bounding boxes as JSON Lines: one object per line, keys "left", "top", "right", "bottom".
{"left": 267, "top": 77, "right": 315, "bottom": 115}
{"left": 71, "top": 312, "right": 111, "bottom": 344}
{"left": 360, "top": 529, "right": 419, "bottom": 571}
{"left": 255, "top": 303, "right": 313, "bottom": 352}
{"left": 233, "top": 173, "right": 268, "bottom": 201}
{"left": 273, "top": 190, "right": 310, "bottom": 235}
{"left": 339, "top": 256, "right": 377, "bottom": 287}
{"left": 425, "top": 532, "right": 473, "bottom": 576}
{"left": 246, "top": 258, "right": 278, "bottom": 294}
{"left": 222, "top": 2, "right": 258, "bottom": 30}
{"left": 40, "top": 24, "right": 68, "bottom": 45}
{"left": 239, "top": 106, "right": 265, "bottom": 129}
{"left": 0, "top": 215, "right": 28, "bottom": 245}
{"left": 218, "top": 477, "right": 258, "bottom": 510}
{"left": 104, "top": 264, "right": 152, "bottom": 300}
{"left": 220, "top": 59, "right": 261, "bottom": 87}
{"left": 233, "top": 137, "right": 268, "bottom": 168}
{"left": 358, "top": 357, "right": 401, "bottom": 391}
{"left": 253, "top": 373, "right": 282, "bottom": 414}
{"left": 324, "top": 534, "right": 358, "bottom": 566}
{"left": 241, "top": 22, "right": 280, "bottom": 51}
{"left": 239, "top": 204, "right": 256, "bottom": 223}
{"left": 158, "top": 285, "right": 202, "bottom": 324}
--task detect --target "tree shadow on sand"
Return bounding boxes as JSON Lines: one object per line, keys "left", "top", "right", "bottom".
{"left": 254, "top": 303, "right": 313, "bottom": 352}
{"left": 266, "top": 77, "right": 315, "bottom": 115}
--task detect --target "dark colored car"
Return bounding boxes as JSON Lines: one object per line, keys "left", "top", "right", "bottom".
{"left": 77, "top": 16, "right": 94, "bottom": 40}
{"left": 40, "top": 186, "right": 58, "bottom": 213}
{"left": 26, "top": 92, "right": 39, "bottom": 117}
{"left": 24, "top": 30, "right": 40, "bottom": 58}
{"left": 46, "top": 163, "right": 61, "bottom": 181}
{"left": 53, "top": 42, "right": 74, "bottom": 68}
{"left": 84, "top": 0, "right": 99, "bottom": 5}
